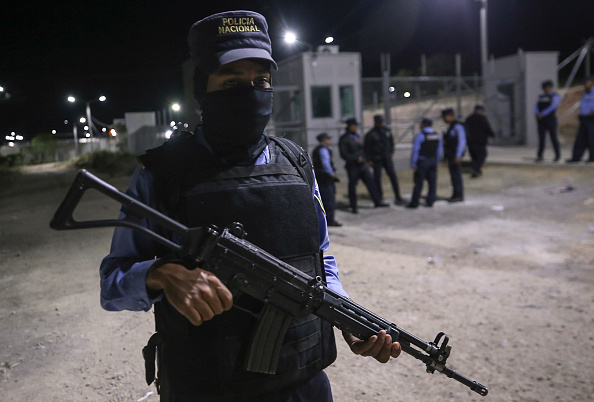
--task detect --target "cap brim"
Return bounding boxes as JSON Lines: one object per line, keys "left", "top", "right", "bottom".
{"left": 217, "top": 48, "right": 278, "bottom": 70}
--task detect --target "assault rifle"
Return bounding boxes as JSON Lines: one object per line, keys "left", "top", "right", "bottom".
{"left": 50, "top": 169, "right": 488, "bottom": 396}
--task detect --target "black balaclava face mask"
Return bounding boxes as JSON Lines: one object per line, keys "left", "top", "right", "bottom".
{"left": 200, "top": 85, "right": 273, "bottom": 162}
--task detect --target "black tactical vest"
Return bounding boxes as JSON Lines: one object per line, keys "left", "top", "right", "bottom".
{"left": 537, "top": 93, "right": 555, "bottom": 116}
{"left": 142, "top": 133, "right": 337, "bottom": 399}
{"left": 444, "top": 122, "right": 461, "bottom": 159}
{"left": 419, "top": 130, "right": 440, "bottom": 158}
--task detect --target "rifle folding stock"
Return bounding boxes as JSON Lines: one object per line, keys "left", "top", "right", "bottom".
{"left": 50, "top": 169, "right": 488, "bottom": 396}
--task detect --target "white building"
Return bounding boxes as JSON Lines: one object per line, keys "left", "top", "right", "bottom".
{"left": 484, "top": 50, "right": 559, "bottom": 147}
{"left": 270, "top": 47, "right": 363, "bottom": 155}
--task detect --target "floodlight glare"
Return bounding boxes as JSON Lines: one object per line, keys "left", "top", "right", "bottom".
{"left": 325, "top": 37, "right": 334, "bottom": 44}
{"left": 80, "top": 117, "right": 86, "bottom": 123}
{"left": 284, "top": 32, "right": 297, "bottom": 44}
{"left": 171, "top": 103, "right": 181, "bottom": 112}
{"left": 99, "top": 95, "right": 107, "bottom": 102}
{"left": 68, "top": 96, "right": 76, "bottom": 103}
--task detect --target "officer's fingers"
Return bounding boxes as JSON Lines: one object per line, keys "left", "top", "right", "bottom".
{"left": 216, "top": 284, "right": 234, "bottom": 311}
{"left": 202, "top": 273, "right": 234, "bottom": 314}
{"left": 356, "top": 331, "right": 386, "bottom": 356}
{"left": 362, "top": 332, "right": 390, "bottom": 359}
{"left": 391, "top": 342, "right": 402, "bottom": 358}
{"left": 191, "top": 297, "right": 216, "bottom": 323}
{"left": 373, "top": 341, "right": 393, "bottom": 363}
{"left": 348, "top": 335, "right": 377, "bottom": 355}
{"left": 169, "top": 297, "right": 204, "bottom": 326}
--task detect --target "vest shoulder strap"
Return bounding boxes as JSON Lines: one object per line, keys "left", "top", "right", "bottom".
{"left": 270, "top": 137, "right": 315, "bottom": 191}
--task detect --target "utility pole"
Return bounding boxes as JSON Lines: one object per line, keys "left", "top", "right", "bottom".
{"left": 381, "top": 53, "right": 392, "bottom": 127}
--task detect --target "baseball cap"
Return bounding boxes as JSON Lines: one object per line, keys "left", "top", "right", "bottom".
{"left": 188, "top": 10, "right": 278, "bottom": 75}
{"left": 345, "top": 117, "right": 358, "bottom": 126}
{"left": 316, "top": 132, "right": 331, "bottom": 141}
{"left": 441, "top": 108, "right": 455, "bottom": 118}
{"left": 421, "top": 117, "right": 433, "bottom": 126}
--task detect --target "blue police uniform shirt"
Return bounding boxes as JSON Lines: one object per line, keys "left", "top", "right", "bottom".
{"left": 534, "top": 92, "right": 561, "bottom": 117}
{"left": 410, "top": 127, "right": 443, "bottom": 168}
{"left": 100, "top": 144, "right": 348, "bottom": 312}
{"left": 318, "top": 147, "right": 335, "bottom": 175}
{"left": 580, "top": 89, "right": 594, "bottom": 116}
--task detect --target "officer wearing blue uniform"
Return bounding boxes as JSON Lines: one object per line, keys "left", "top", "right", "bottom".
{"left": 99, "top": 10, "right": 400, "bottom": 402}
{"left": 534, "top": 80, "right": 561, "bottom": 162}
{"left": 339, "top": 118, "right": 389, "bottom": 213}
{"left": 567, "top": 76, "right": 594, "bottom": 163}
{"left": 312, "top": 132, "right": 341, "bottom": 227}
{"left": 441, "top": 108, "right": 466, "bottom": 202}
{"left": 364, "top": 115, "right": 404, "bottom": 205}
{"left": 407, "top": 118, "right": 443, "bottom": 209}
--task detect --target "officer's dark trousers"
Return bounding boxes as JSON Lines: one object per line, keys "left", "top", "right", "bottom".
{"left": 318, "top": 181, "right": 337, "bottom": 224}
{"left": 570, "top": 117, "right": 594, "bottom": 161}
{"left": 372, "top": 156, "right": 401, "bottom": 200}
{"left": 165, "top": 371, "right": 333, "bottom": 402}
{"left": 467, "top": 143, "right": 488, "bottom": 174}
{"left": 447, "top": 158, "right": 464, "bottom": 199}
{"left": 537, "top": 117, "right": 560, "bottom": 159}
{"left": 410, "top": 158, "right": 437, "bottom": 207}
{"left": 346, "top": 163, "right": 382, "bottom": 210}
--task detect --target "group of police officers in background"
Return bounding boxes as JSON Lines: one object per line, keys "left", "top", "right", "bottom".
{"left": 312, "top": 106, "right": 472, "bottom": 216}
{"left": 313, "top": 75, "right": 594, "bottom": 219}
{"left": 534, "top": 76, "right": 594, "bottom": 163}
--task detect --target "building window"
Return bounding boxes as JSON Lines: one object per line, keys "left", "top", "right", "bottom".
{"left": 311, "top": 86, "right": 332, "bottom": 118}
{"left": 340, "top": 85, "right": 355, "bottom": 118}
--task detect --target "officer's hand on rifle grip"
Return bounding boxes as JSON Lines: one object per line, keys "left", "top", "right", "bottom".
{"left": 342, "top": 330, "right": 402, "bottom": 363}
{"left": 146, "top": 262, "right": 233, "bottom": 326}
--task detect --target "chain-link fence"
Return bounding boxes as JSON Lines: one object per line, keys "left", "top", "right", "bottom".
{"left": 361, "top": 75, "right": 484, "bottom": 143}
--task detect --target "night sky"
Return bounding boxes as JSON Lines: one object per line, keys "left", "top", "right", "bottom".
{"left": 1, "top": 0, "right": 592, "bottom": 139}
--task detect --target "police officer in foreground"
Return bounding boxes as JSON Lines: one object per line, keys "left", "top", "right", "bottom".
{"left": 464, "top": 105, "right": 495, "bottom": 177}
{"left": 534, "top": 80, "right": 561, "bottom": 162}
{"left": 312, "top": 132, "right": 342, "bottom": 227}
{"left": 441, "top": 108, "right": 466, "bottom": 203}
{"left": 99, "top": 10, "right": 400, "bottom": 402}
{"left": 407, "top": 118, "right": 443, "bottom": 209}
{"left": 339, "top": 118, "right": 389, "bottom": 213}
{"left": 364, "top": 114, "right": 404, "bottom": 205}
{"left": 566, "top": 76, "right": 594, "bottom": 163}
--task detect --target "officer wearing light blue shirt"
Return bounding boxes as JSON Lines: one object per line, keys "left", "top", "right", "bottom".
{"left": 567, "top": 76, "right": 594, "bottom": 163}
{"left": 99, "top": 10, "right": 401, "bottom": 401}
{"left": 312, "top": 132, "right": 341, "bottom": 226}
{"left": 407, "top": 118, "right": 443, "bottom": 208}
{"left": 535, "top": 80, "right": 561, "bottom": 162}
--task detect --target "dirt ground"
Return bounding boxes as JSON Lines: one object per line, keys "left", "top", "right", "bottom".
{"left": 1, "top": 160, "right": 593, "bottom": 402}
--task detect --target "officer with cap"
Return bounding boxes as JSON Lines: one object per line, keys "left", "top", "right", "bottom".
{"left": 312, "top": 132, "right": 342, "bottom": 227}
{"left": 464, "top": 104, "right": 495, "bottom": 177}
{"left": 364, "top": 114, "right": 404, "bottom": 205}
{"left": 339, "top": 117, "right": 389, "bottom": 213}
{"left": 441, "top": 108, "right": 466, "bottom": 202}
{"left": 534, "top": 80, "right": 561, "bottom": 162}
{"left": 566, "top": 76, "right": 594, "bottom": 163}
{"left": 407, "top": 118, "right": 443, "bottom": 208}
{"left": 99, "top": 10, "right": 401, "bottom": 402}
